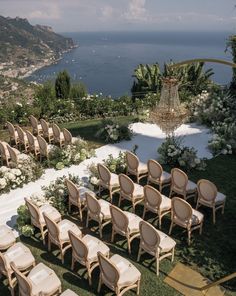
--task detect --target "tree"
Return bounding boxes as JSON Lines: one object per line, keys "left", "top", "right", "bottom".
{"left": 228, "top": 35, "right": 236, "bottom": 94}
{"left": 55, "top": 70, "right": 71, "bottom": 99}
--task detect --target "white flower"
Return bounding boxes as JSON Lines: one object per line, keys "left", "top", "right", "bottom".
{"left": 194, "top": 158, "right": 201, "bottom": 164}
{"left": 221, "top": 149, "right": 227, "bottom": 155}
{"left": 90, "top": 176, "right": 99, "bottom": 185}
{"left": 5, "top": 172, "right": 15, "bottom": 181}
{"left": 11, "top": 169, "right": 21, "bottom": 176}
{"left": 0, "top": 166, "right": 9, "bottom": 174}
{"left": 0, "top": 178, "right": 7, "bottom": 189}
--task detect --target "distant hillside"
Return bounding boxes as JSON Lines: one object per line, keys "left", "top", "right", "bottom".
{"left": 0, "top": 15, "right": 76, "bottom": 78}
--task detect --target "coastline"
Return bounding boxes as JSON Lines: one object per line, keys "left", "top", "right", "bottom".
{"left": 19, "top": 44, "right": 78, "bottom": 80}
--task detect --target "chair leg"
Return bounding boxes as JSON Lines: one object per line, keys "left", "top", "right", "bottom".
{"left": 86, "top": 264, "right": 92, "bottom": 286}
{"left": 97, "top": 275, "right": 102, "bottom": 293}
{"left": 118, "top": 193, "right": 122, "bottom": 207}
{"left": 213, "top": 207, "right": 216, "bottom": 224}
{"left": 109, "top": 189, "right": 113, "bottom": 203}
{"left": 171, "top": 248, "right": 175, "bottom": 262}
{"left": 127, "top": 235, "right": 131, "bottom": 254}
{"left": 111, "top": 228, "right": 115, "bottom": 242}
{"left": 187, "top": 228, "right": 191, "bottom": 246}
{"left": 159, "top": 211, "right": 162, "bottom": 229}
{"left": 99, "top": 222, "right": 103, "bottom": 238}
{"left": 137, "top": 279, "right": 140, "bottom": 295}
{"left": 222, "top": 202, "right": 225, "bottom": 214}
{"left": 48, "top": 236, "right": 51, "bottom": 251}
{"left": 137, "top": 245, "right": 142, "bottom": 262}
{"left": 169, "top": 221, "right": 174, "bottom": 235}
{"left": 169, "top": 189, "right": 173, "bottom": 198}
{"left": 142, "top": 207, "right": 146, "bottom": 219}
{"left": 199, "top": 222, "right": 203, "bottom": 235}
{"left": 61, "top": 247, "right": 64, "bottom": 264}
{"left": 159, "top": 183, "right": 162, "bottom": 193}
{"left": 79, "top": 206, "right": 83, "bottom": 222}
{"left": 86, "top": 214, "right": 89, "bottom": 228}
{"left": 71, "top": 256, "right": 75, "bottom": 270}
{"left": 156, "top": 257, "right": 160, "bottom": 276}
{"left": 68, "top": 201, "right": 71, "bottom": 213}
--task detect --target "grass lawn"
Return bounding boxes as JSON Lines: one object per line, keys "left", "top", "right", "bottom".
{"left": 0, "top": 119, "right": 236, "bottom": 295}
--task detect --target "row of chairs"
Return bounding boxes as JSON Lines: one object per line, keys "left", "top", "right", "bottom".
{"left": 0, "top": 141, "right": 29, "bottom": 167}
{"left": 5, "top": 119, "right": 77, "bottom": 163}
{"left": 0, "top": 225, "right": 77, "bottom": 296}
{"left": 98, "top": 152, "right": 226, "bottom": 225}
{"left": 24, "top": 198, "right": 141, "bottom": 295}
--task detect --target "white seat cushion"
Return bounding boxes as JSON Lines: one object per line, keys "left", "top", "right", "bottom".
{"left": 138, "top": 162, "right": 148, "bottom": 174}
{"left": 5, "top": 242, "right": 35, "bottom": 270}
{"left": 110, "top": 254, "right": 141, "bottom": 286}
{"left": 215, "top": 192, "right": 226, "bottom": 204}
{"left": 110, "top": 173, "right": 119, "bottom": 187}
{"left": 58, "top": 220, "right": 82, "bottom": 242}
{"left": 186, "top": 180, "right": 197, "bottom": 192}
{"left": 0, "top": 225, "right": 16, "bottom": 250}
{"left": 28, "top": 262, "right": 61, "bottom": 296}
{"left": 160, "top": 171, "right": 171, "bottom": 183}
{"left": 192, "top": 209, "right": 204, "bottom": 225}
{"left": 160, "top": 195, "right": 171, "bottom": 211}
{"left": 157, "top": 230, "right": 176, "bottom": 252}
{"left": 125, "top": 212, "right": 142, "bottom": 233}
{"left": 82, "top": 234, "right": 109, "bottom": 263}
{"left": 60, "top": 289, "right": 78, "bottom": 296}
{"left": 39, "top": 204, "right": 61, "bottom": 224}
{"left": 133, "top": 184, "right": 144, "bottom": 199}
{"left": 99, "top": 200, "right": 111, "bottom": 219}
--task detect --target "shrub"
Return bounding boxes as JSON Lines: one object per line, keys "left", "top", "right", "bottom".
{"left": 158, "top": 136, "right": 206, "bottom": 171}
{"left": 0, "top": 157, "right": 44, "bottom": 194}
{"left": 70, "top": 82, "right": 87, "bottom": 99}
{"left": 55, "top": 70, "right": 71, "bottom": 99}
{"left": 42, "top": 174, "right": 82, "bottom": 214}
{"left": 96, "top": 119, "right": 133, "bottom": 143}
{"left": 16, "top": 205, "right": 33, "bottom": 237}
{"left": 48, "top": 139, "right": 96, "bottom": 170}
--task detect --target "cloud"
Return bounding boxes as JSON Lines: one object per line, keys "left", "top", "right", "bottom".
{"left": 28, "top": 2, "right": 60, "bottom": 20}
{"left": 100, "top": 5, "right": 114, "bottom": 20}
{"left": 123, "top": 0, "right": 148, "bottom": 22}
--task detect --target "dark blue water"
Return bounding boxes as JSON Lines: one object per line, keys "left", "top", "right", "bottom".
{"left": 27, "top": 31, "right": 234, "bottom": 97}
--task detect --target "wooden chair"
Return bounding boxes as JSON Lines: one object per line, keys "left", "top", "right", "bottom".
{"left": 126, "top": 151, "right": 148, "bottom": 183}
{"left": 169, "top": 168, "right": 197, "bottom": 201}
{"left": 97, "top": 163, "right": 120, "bottom": 202}
{"left": 11, "top": 261, "right": 61, "bottom": 296}
{"left": 25, "top": 198, "right": 61, "bottom": 244}
{"left": 138, "top": 220, "right": 176, "bottom": 276}
{"left": 29, "top": 115, "right": 43, "bottom": 136}
{"left": 169, "top": 197, "right": 204, "bottom": 245}
{"left": 66, "top": 179, "right": 94, "bottom": 221}
{"left": 25, "top": 130, "right": 40, "bottom": 157}
{"left": 147, "top": 159, "right": 171, "bottom": 192}
{"left": 62, "top": 128, "right": 78, "bottom": 145}
{"left": 52, "top": 123, "right": 65, "bottom": 148}
{"left": 142, "top": 185, "right": 171, "bottom": 229}
{"left": 0, "top": 225, "right": 16, "bottom": 252}
{"left": 110, "top": 205, "right": 142, "bottom": 254}
{"left": 8, "top": 145, "right": 28, "bottom": 166}
{"left": 69, "top": 231, "right": 109, "bottom": 286}
{"left": 118, "top": 174, "right": 144, "bottom": 212}
{"left": 97, "top": 252, "right": 141, "bottom": 296}
{"left": 197, "top": 179, "right": 226, "bottom": 224}
{"left": 86, "top": 193, "right": 112, "bottom": 238}
{"left": 0, "top": 141, "right": 11, "bottom": 166}
{"left": 43, "top": 213, "right": 82, "bottom": 263}
{"left": 6, "top": 122, "right": 19, "bottom": 147}
{"left": 16, "top": 125, "right": 29, "bottom": 153}
{"left": 37, "top": 135, "right": 52, "bottom": 162}
{"left": 40, "top": 119, "right": 54, "bottom": 143}
{"left": 0, "top": 242, "right": 35, "bottom": 296}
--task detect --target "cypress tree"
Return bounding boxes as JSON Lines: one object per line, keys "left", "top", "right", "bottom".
{"left": 55, "top": 70, "right": 71, "bottom": 99}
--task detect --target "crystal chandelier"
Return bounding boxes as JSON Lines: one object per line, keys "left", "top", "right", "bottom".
{"left": 150, "top": 77, "right": 188, "bottom": 135}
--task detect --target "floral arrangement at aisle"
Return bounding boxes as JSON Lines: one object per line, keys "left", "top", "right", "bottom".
{"left": 190, "top": 89, "right": 236, "bottom": 156}
{"left": 0, "top": 157, "right": 44, "bottom": 194}
{"left": 96, "top": 119, "right": 133, "bottom": 143}
{"left": 16, "top": 174, "right": 82, "bottom": 237}
{"left": 48, "top": 139, "right": 96, "bottom": 170}
{"left": 88, "top": 146, "right": 139, "bottom": 188}
{"left": 42, "top": 174, "right": 82, "bottom": 214}
{"left": 157, "top": 136, "right": 207, "bottom": 171}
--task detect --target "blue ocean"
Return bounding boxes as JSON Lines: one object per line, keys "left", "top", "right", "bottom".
{"left": 27, "top": 31, "right": 234, "bottom": 97}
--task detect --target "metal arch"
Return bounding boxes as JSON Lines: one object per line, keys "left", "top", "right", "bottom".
{"left": 169, "top": 58, "right": 236, "bottom": 68}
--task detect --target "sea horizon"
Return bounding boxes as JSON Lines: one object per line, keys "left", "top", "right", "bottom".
{"left": 26, "top": 30, "right": 234, "bottom": 97}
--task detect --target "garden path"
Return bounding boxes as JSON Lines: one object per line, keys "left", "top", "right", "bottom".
{"left": 0, "top": 122, "right": 212, "bottom": 235}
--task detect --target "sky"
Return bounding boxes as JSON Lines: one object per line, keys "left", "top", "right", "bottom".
{"left": 0, "top": 0, "right": 236, "bottom": 33}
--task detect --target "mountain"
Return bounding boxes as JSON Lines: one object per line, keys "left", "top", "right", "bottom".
{"left": 0, "top": 15, "right": 76, "bottom": 78}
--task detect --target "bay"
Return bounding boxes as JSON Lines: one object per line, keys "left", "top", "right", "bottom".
{"left": 26, "top": 31, "right": 234, "bottom": 97}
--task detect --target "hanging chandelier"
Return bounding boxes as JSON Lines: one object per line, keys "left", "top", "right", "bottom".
{"left": 150, "top": 76, "right": 188, "bottom": 135}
